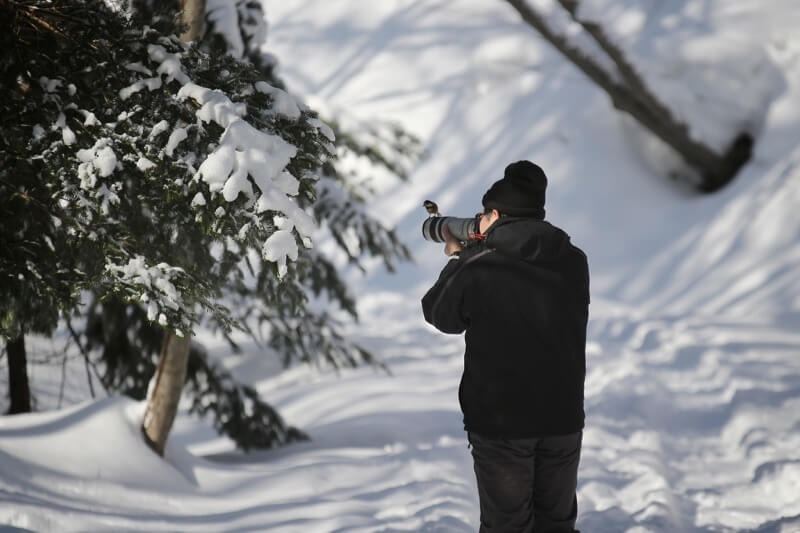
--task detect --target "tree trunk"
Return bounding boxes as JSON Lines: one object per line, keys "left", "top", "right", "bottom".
{"left": 6, "top": 335, "right": 31, "bottom": 414}
{"left": 504, "top": 0, "right": 752, "bottom": 192}
{"left": 139, "top": 0, "right": 205, "bottom": 456}
{"left": 141, "top": 331, "right": 191, "bottom": 456}
{"left": 179, "top": 0, "right": 206, "bottom": 42}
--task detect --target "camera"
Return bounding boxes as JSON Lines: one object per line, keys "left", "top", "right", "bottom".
{"left": 421, "top": 200, "right": 479, "bottom": 243}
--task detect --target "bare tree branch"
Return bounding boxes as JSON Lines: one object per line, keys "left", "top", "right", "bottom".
{"left": 503, "top": 0, "right": 752, "bottom": 191}
{"left": 556, "top": 0, "right": 673, "bottom": 124}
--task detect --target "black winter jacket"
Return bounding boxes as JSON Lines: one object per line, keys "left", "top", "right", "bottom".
{"left": 422, "top": 217, "right": 589, "bottom": 438}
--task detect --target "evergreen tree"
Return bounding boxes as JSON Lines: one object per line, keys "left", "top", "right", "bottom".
{"left": 2, "top": 0, "right": 422, "bottom": 449}
{"left": 1, "top": 0, "right": 334, "bottom": 449}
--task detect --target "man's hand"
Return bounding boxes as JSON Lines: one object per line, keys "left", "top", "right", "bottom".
{"left": 443, "top": 225, "right": 463, "bottom": 257}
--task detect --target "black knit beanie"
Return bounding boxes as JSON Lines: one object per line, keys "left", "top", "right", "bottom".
{"left": 482, "top": 160, "right": 547, "bottom": 219}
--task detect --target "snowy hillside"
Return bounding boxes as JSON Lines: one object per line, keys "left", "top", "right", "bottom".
{"left": 3, "top": 0, "right": 800, "bottom": 531}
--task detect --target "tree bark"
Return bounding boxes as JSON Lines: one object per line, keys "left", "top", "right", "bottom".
{"left": 179, "top": 0, "right": 206, "bottom": 42}
{"left": 6, "top": 335, "right": 31, "bottom": 414}
{"left": 504, "top": 0, "right": 752, "bottom": 191}
{"left": 139, "top": 0, "right": 205, "bottom": 456}
{"left": 141, "top": 331, "right": 190, "bottom": 456}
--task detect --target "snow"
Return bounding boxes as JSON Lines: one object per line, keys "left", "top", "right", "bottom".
{"left": 273, "top": 170, "right": 300, "bottom": 196}
{"left": 32, "top": 124, "right": 45, "bottom": 141}
{"left": 165, "top": 126, "right": 188, "bottom": 156}
{"left": 618, "top": 143, "right": 800, "bottom": 319}
{"left": 53, "top": 112, "right": 77, "bottom": 146}
{"left": 3, "top": 1, "right": 800, "bottom": 532}
{"left": 61, "top": 125, "right": 76, "bottom": 146}
{"left": 136, "top": 156, "right": 156, "bottom": 171}
{"left": 574, "top": 0, "right": 785, "bottom": 157}
{"left": 94, "top": 148, "right": 117, "bottom": 177}
{"left": 177, "top": 82, "right": 247, "bottom": 128}
{"left": 125, "top": 61, "right": 153, "bottom": 76}
{"left": 104, "top": 256, "right": 186, "bottom": 329}
{"left": 149, "top": 119, "right": 170, "bottom": 139}
{"left": 120, "top": 30, "right": 319, "bottom": 277}
{"left": 148, "top": 44, "right": 190, "bottom": 85}
{"left": 255, "top": 81, "right": 302, "bottom": 119}
{"left": 175, "top": 80, "right": 313, "bottom": 254}
{"left": 76, "top": 139, "right": 118, "bottom": 189}
{"left": 191, "top": 192, "right": 207, "bottom": 207}
{"left": 262, "top": 228, "right": 298, "bottom": 278}
{"left": 80, "top": 110, "right": 100, "bottom": 127}
{"left": 206, "top": 0, "right": 246, "bottom": 58}
{"left": 39, "top": 76, "right": 62, "bottom": 93}
{"left": 309, "top": 116, "right": 336, "bottom": 143}
{"left": 119, "top": 76, "right": 163, "bottom": 100}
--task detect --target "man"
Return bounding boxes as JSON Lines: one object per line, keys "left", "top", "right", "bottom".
{"left": 422, "top": 161, "right": 589, "bottom": 532}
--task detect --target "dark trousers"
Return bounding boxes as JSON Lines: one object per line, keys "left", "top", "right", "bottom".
{"left": 468, "top": 431, "right": 582, "bottom": 533}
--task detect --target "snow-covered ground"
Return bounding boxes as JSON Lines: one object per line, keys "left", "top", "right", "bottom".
{"left": 3, "top": 0, "right": 800, "bottom": 531}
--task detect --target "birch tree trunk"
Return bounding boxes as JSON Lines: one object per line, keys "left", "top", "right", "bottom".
{"left": 504, "top": 0, "right": 752, "bottom": 192}
{"left": 141, "top": 332, "right": 191, "bottom": 455}
{"left": 140, "top": 0, "right": 206, "bottom": 456}
{"left": 6, "top": 335, "right": 31, "bottom": 414}
{"left": 179, "top": 0, "right": 205, "bottom": 42}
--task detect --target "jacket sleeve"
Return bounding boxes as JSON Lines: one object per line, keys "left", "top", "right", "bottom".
{"left": 421, "top": 255, "right": 471, "bottom": 334}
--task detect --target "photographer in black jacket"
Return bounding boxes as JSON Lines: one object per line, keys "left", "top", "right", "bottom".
{"left": 422, "top": 161, "right": 589, "bottom": 533}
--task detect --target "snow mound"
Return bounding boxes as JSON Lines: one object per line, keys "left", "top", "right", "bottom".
{"left": 0, "top": 397, "right": 213, "bottom": 532}
{"left": 0, "top": 397, "right": 196, "bottom": 488}
{"left": 618, "top": 144, "right": 800, "bottom": 322}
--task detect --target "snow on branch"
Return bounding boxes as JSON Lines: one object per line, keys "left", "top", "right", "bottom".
{"left": 3, "top": 0, "right": 334, "bottom": 335}
{"left": 105, "top": 255, "right": 193, "bottom": 335}
{"left": 116, "top": 31, "right": 329, "bottom": 276}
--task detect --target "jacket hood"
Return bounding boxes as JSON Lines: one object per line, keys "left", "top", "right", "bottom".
{"left": 484, "top": 217, "right": 570, "bottom": 262}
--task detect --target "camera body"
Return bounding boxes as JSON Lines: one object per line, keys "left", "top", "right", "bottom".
{"left": 422, "top": 214, "right": 478, "bottom": 243}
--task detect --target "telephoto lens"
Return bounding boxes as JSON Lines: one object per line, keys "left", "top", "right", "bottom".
{"left": 422, "top": 216, "right": 478, "bottom": 243}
